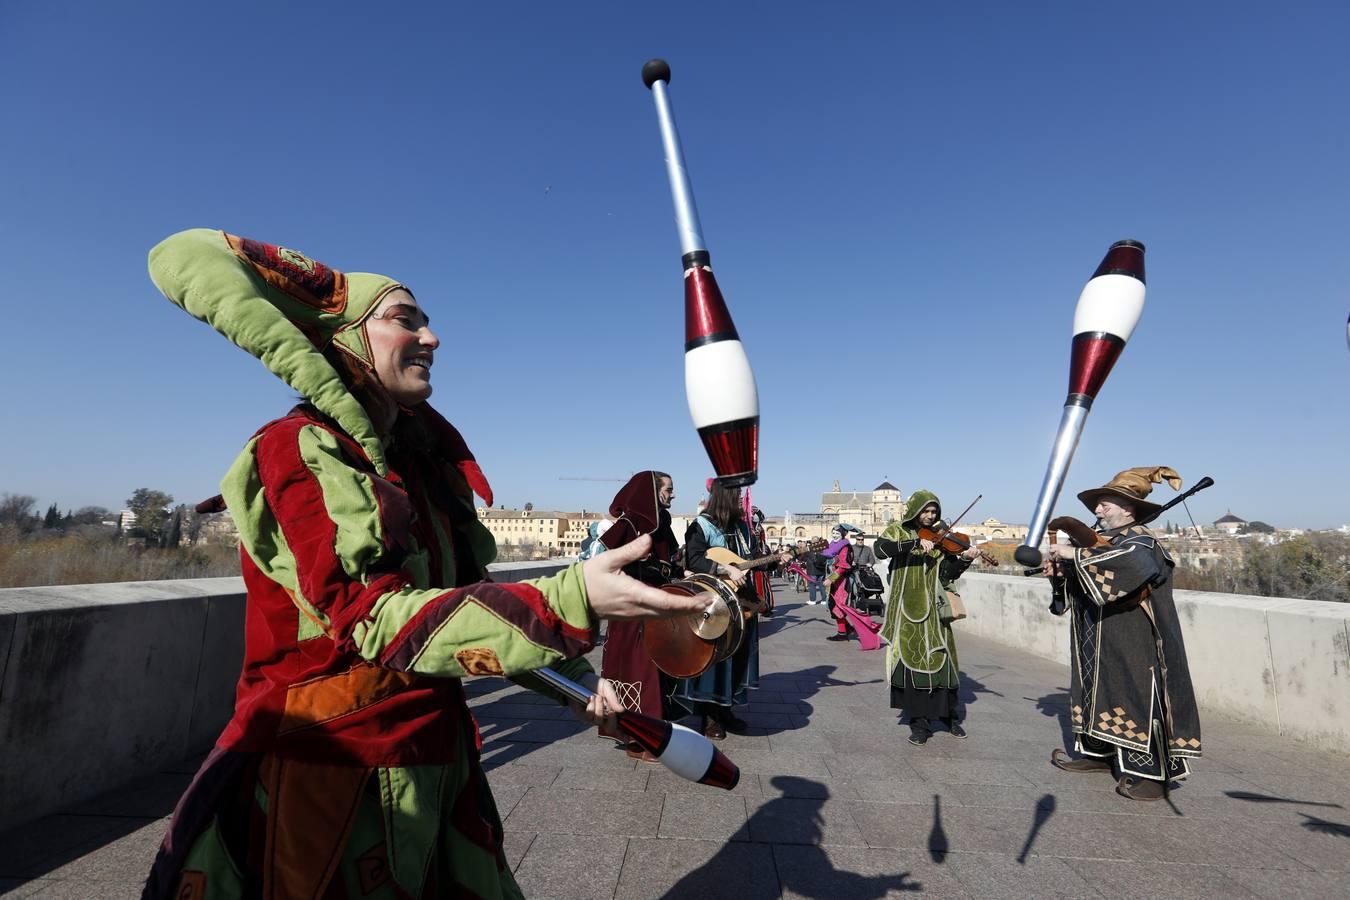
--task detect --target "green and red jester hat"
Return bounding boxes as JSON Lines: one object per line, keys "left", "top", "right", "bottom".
{"left": 148, "top": 228, "right": 491, "bottom": 503}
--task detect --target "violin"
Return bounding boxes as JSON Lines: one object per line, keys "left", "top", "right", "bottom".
{"left": 915, "top": 522, "right": 1000, "bottom": 567}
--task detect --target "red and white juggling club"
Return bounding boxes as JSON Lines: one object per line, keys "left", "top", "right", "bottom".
{"left": 535, "top": 666, "right": 740, "bottom": 790}
{"left": 643, "top": 59, "right": 759, "bottom": 487}
{"left": 1014, "top": 240, "right": 1147, "bottom": 568}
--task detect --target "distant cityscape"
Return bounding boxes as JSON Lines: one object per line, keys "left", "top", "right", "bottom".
{"left": 2, "top": 483, "right": 1345, "bottom": 600}
{"left": 110, "top": 481, "right": 1344, "bottom": 572}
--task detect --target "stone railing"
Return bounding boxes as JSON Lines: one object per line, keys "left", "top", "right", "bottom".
{"left": 905, "top": 569, "right": 1350, "bottom": 755}
{"left": 4, "top": 565, "right": 1346, "bottom": 832}
{"left": 0, "top": 560, "right": 571, "bottom": 834}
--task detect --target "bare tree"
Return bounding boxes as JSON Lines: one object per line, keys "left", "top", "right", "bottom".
{"left": 0, "top": 493, "right": 38, "bottom": 533}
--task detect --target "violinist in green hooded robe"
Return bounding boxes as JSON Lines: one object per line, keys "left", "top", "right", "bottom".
{"left": 876, "top": 491, "right": 983, "bottom": 745}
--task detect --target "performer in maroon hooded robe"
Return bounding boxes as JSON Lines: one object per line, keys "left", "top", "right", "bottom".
{"left": 750, "top": 507, "right": 777, "bottom": 619}
{"left": 597, "top": 471, "right": 680, "bottom": 760}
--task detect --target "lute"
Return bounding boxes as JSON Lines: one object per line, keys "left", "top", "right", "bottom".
{"left": 705, "top": 537, "right": 827, "bottom": 572}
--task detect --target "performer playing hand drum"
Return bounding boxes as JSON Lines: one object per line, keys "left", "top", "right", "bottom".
{"left": 670, "top": 481, "right": 765, "bottom": 741}
{"left": 1045, "top": 467, "right": 1202, "bottom": 802}
{"left": 597, "top": 471, "right": 681, "bottom": 760}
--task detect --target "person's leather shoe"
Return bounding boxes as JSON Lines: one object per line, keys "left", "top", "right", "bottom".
{"left": 826, "top": 633, "right": 849, "bottom": 641}
{"left": 1051, "top": 748, "right": 1112, "bottom": 773}
{"left": 949, "top": 722, "right": 967, "bottom": 739}
{"left": 908, "top": 730, "right": 929, "bottom": 746}
{"left": 701, "top": 717, "right": 726, "bottom": 741}
{"left": 1115, "top": 775, "right": 1167, "bottom": 801}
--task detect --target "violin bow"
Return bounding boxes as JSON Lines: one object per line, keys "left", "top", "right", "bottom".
{"left": 939, "top": 494, "right": 982, "bottom": 536}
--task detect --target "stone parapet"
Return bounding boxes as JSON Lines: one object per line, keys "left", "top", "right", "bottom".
{"left": 0, "top": 561, "right": 574, "bottom": 834}
{"left": 881, "top": 568, "right": 1350, "bottom": 754}
{"left": 0, "top": 577, "right": 247, "bottom": 834}
{"left": 4, "top": 564, "right": 1344, "bottom": 833}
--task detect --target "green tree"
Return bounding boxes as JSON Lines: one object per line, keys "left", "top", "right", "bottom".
{"left": 126, "top": 488, "right": 175, "bottom": 542}
{"left": 1246, "top": 521, "right": 1276, "bottom": 534}
{"left": 43, "top": 503, "right": 61, "bottom": 529}
{"left": 72, "top": 506, "right": 112, "bottom": 526}
{"left": 1231, "top": 534, "right": 1349, "bottom": 603}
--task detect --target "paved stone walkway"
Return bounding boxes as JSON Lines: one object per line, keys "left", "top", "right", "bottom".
{"left": 3, "top": 585, "right": 1348, "bottom": 898}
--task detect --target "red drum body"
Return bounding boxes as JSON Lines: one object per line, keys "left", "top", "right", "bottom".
{"left": 643, "top": 573, "right": 746, "bottom": 678}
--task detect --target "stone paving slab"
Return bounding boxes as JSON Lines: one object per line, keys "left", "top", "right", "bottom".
{"left": 3, "top": 583, "right": 1349, "bottom": 898}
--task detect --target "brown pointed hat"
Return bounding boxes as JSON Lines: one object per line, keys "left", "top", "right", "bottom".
{"left": 1077, "top": 466, "right": 1182, "bottom": 520}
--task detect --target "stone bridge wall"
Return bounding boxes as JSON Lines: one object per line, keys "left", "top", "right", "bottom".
{"left": 3, "top": 565, "right": 1347, "bottom": 832}
{"left": 908, "top": 570, "right": 1350, "bottom": 754}
{"left": 0, "top": 561, "right": 568, "bottom": 834}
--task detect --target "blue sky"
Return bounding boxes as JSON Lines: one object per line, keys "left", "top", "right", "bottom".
{"left": 2, "top": 1, "right": 1346, "bottom": 529}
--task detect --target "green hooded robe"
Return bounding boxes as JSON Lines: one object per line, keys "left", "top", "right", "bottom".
{"left": 877, "top": 490, "right": 971, "bottom": 692}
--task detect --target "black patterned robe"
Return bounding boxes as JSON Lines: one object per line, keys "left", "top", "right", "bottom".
{"left": 1050, "top": 524, "right": 1202, "bottom": 781}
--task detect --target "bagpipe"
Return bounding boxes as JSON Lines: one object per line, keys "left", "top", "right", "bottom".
{"left": 1028, "top": 475, "right": 1215, "bottom": 579}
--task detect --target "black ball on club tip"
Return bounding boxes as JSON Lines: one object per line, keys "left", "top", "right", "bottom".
{"left": 642, "top": 59, "right": 671, "bottom": 89}
{"left": 1014, "top": 545, "right": 1043, "bottom": 568}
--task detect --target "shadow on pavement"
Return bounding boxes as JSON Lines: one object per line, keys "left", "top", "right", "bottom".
{"left": 1018, "top": 794, "right": 1056, "bottom": 863}
{"left": 1224, "top": 790, "right": 1344, "bottom": 809}
{"left": 1026, "top": 689, "right": 1075, "bottom": 746}
{"left": 664, "top": 776, "right": 921, "bottom": 898}
{"left": 1298, "top": 814, "right": 1350, "bottom": 837}
{"left": 928, "top": 795, "right": 948, "bottom": 861}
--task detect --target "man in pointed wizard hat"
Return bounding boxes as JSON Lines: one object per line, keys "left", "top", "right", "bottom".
{"left": 1045, "top": 466, "right": 1203, "bottom": 801}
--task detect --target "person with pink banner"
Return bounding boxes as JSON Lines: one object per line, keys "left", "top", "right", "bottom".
{"left": 820, "top": 525, "right": 882, "bottom": 649}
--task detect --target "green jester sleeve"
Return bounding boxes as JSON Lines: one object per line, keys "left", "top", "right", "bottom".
{"left": 228, "top": 413, "right": 597, "bottom": 682}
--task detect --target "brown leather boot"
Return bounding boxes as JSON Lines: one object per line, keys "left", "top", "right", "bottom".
{"left": 1115, "top": 776, "right": 1167, "bottom": 801}
{"left": 701, "top": 715, "right": 726, "bottom": 741}
{"left": 1051, "top": 748, "right": 1112, "bottom": 773}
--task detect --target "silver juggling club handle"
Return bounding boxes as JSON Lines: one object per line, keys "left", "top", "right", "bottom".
{"left": 643, "top": 59, "right": 706, "bottom": 257}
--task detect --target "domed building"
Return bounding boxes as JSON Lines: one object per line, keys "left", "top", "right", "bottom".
{"left": 1213, "top": 511, "right": 1248, "bottom": 535}
{"left": 818, "top": 480, "right": 905, "bottom": 531}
